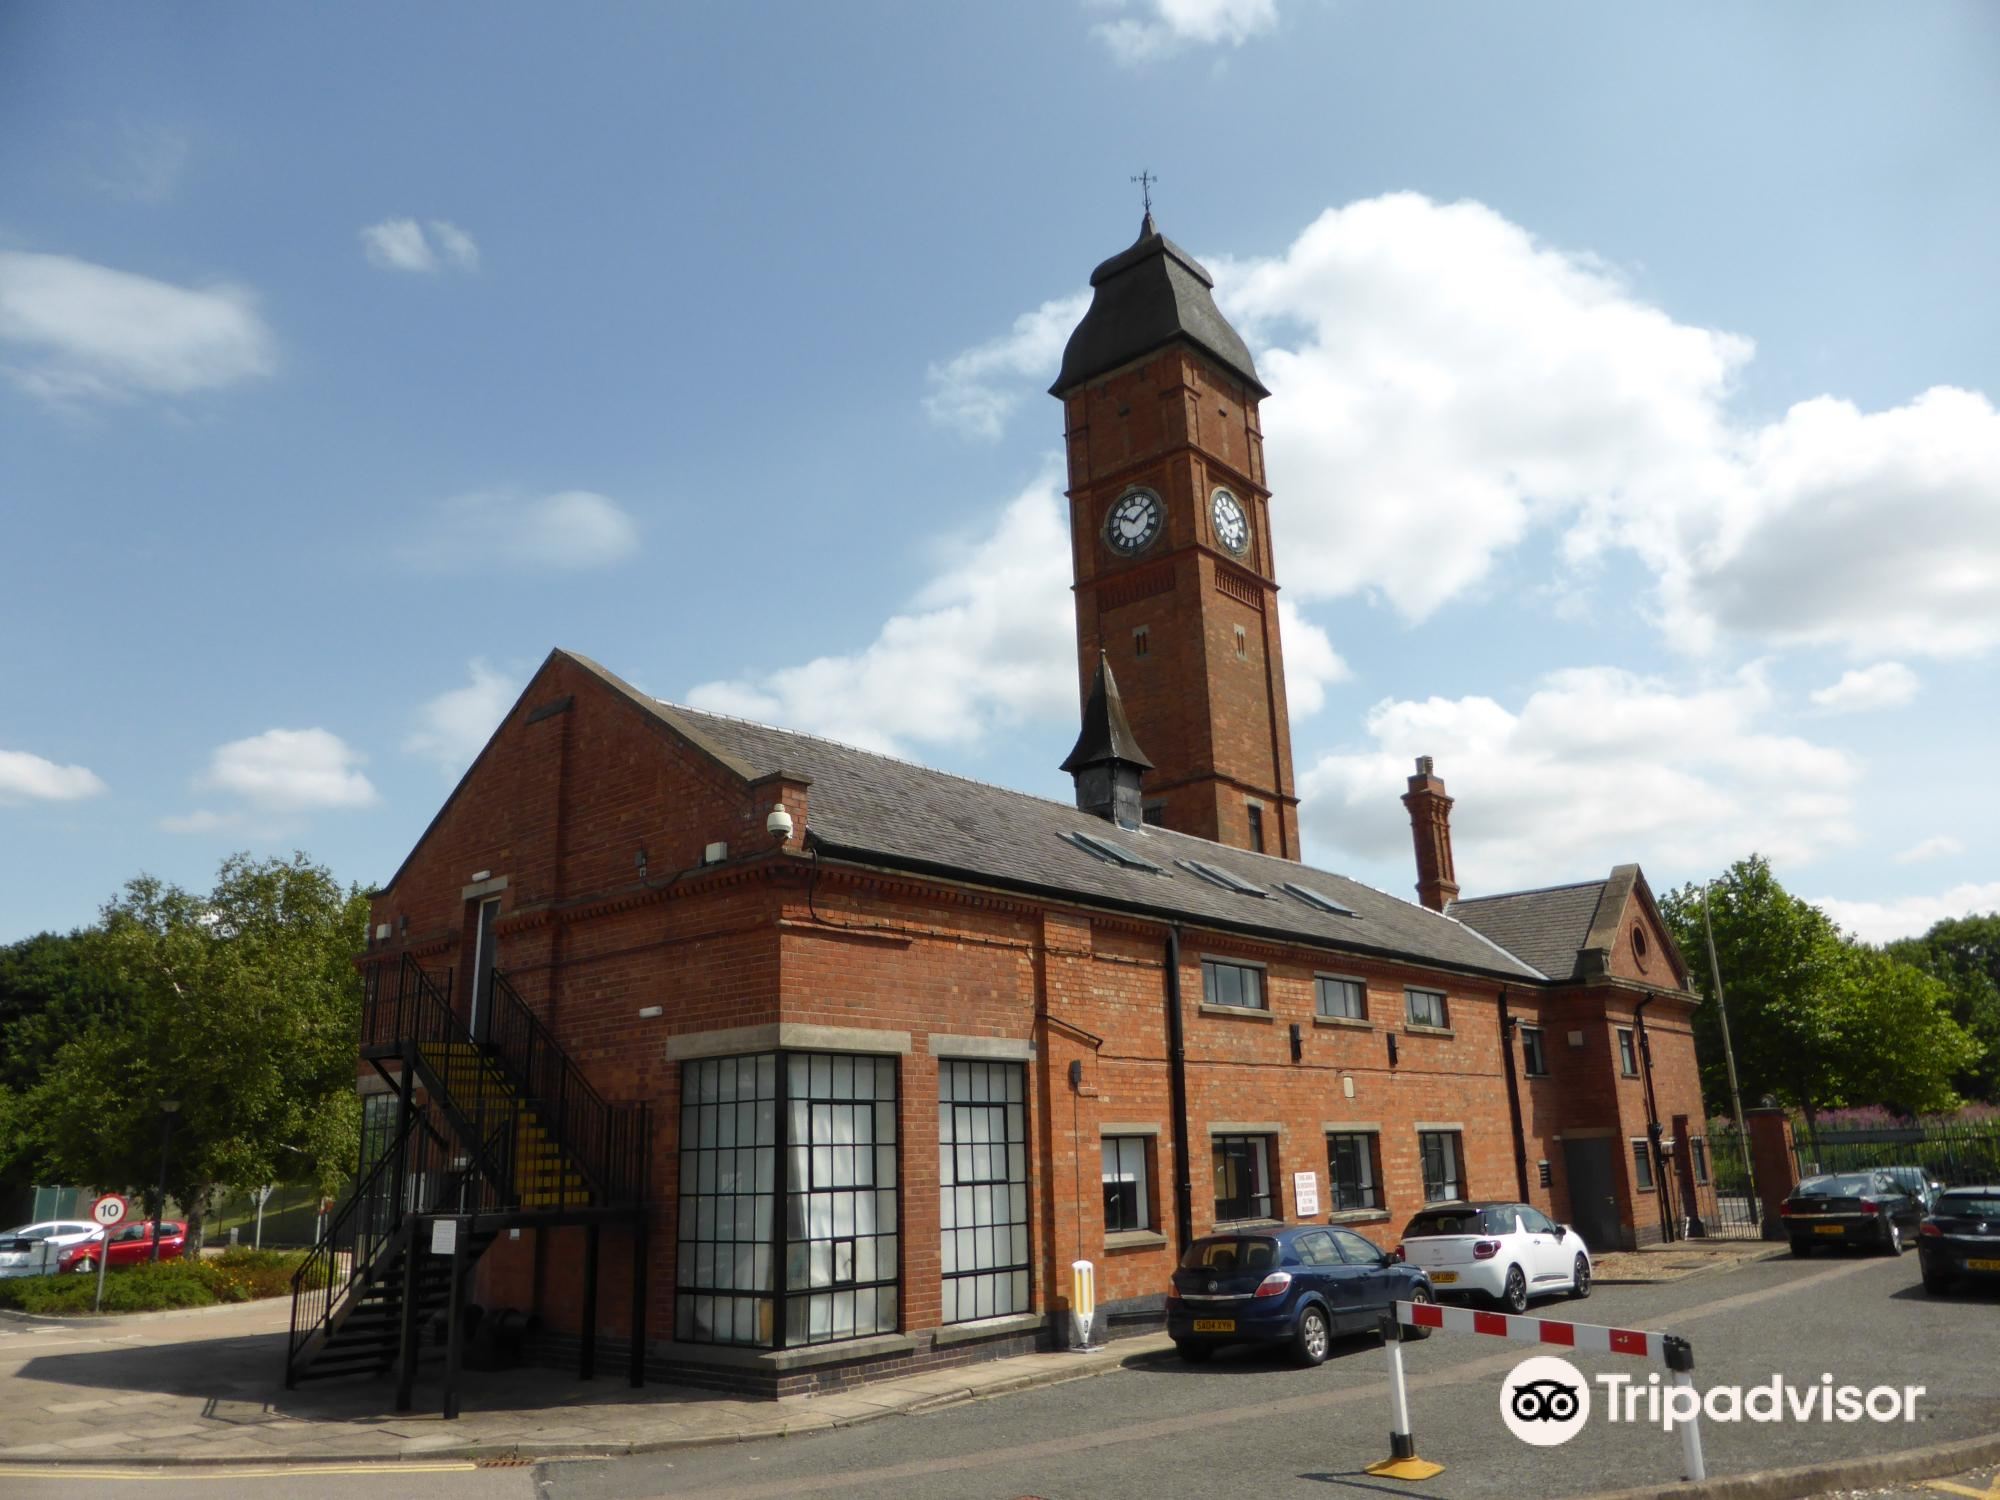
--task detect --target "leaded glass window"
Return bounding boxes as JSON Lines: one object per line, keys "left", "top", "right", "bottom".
{"left": 938, "top": 1060, "right": 1030, "bottom": 1324}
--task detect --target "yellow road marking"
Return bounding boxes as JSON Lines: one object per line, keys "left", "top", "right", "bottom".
{"left": 0, "top": 1462, "right": 479, "bottom": 1480}
{"left": 1924, "top": 1482, "right": 2000, "bottom": 1500}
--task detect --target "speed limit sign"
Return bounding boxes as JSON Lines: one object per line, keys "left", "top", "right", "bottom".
{"left": 92, "top": 1194, "right": 127, "bottom": 1228}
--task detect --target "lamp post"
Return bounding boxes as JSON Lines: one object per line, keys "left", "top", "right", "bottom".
{"left": 151, "top": 1100, "right": 180, "bottom": 1261}
{"left": 1700, "top": 884, "right": 1758, "bottom": 1225}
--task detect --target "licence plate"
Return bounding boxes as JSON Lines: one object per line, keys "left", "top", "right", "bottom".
{"left": 1967, "top": 1258, "right": 2000, "bottom": 1271}
{"left": 1192, "top": 1319, "right": 1235, "bottom": 1333}
{"left": 1431, "top": 1271, "right": 1458, "bottom": 1283}
{"left": 1814, "top": 1224, "right": 1844, "bottom": 1235}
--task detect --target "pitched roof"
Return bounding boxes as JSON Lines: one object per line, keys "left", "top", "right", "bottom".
{"left": 1446, "top": 880, "right": 1611, "bottom": 983}
{"left": 557, "top": 653, "right": 1540, "bottom": 983}
{"left": 1060, "top": 653, "right": 1153, "bottom": 773}
{"left": 1050, "top": 213, "right": 1268, "bottom": 398}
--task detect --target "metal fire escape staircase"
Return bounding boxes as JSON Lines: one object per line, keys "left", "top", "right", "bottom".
{"left": 286, "top": 955, "right": 650, "bottom": 1409}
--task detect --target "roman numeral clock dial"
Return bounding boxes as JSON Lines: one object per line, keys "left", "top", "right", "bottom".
{"left": 1105, "top": 487, "right": 1162, "bottom": 554}
{"left": 1210, "top": 487, "right": 1250, "bottom": 556}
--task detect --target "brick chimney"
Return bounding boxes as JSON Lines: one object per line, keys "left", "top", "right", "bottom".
{"left": 1402, "top": 755, "right": 1459, "bottom": 911}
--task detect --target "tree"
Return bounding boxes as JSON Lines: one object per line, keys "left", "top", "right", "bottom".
{"left": 1662, "top": 856, "right": 1980, "bottom": 1140}
{"left": 1886, "top": 913, "right": 2000, "bottom": 1102}
{"left": 0, "top": 928, "right": 131, "bottom": 1199}
{"left": 30, "top": 854, "right": 368, "bottom": 1249}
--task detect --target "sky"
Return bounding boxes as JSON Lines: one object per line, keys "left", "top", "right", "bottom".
{"left": 3, "top": 1, "right": 1997, "bottom": 947}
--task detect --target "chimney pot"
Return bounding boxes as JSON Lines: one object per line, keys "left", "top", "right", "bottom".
{"left": 1415, "top": 755, "right": 1434, "bottom": 777}
{"left": 1401, "top": 754, "right": 1460, "bottom": 912}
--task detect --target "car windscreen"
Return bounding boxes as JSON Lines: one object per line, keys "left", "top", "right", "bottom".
{"left": 1797, "top": 1175, "right": 1875, "bottom": 1196}
{"left": 1401, "top": 1209, "right": 1497, "bottom": 1237}
{"left": 1936, "top": 1195, "right": 2000, "bottom": 1219}
{"left": 1179, "top": 1237, "right": 1279, "bottom": 1273}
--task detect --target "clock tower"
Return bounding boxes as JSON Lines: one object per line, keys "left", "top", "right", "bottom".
{"left": 1051, "top": 213, "right": 1300, "bottom": 858}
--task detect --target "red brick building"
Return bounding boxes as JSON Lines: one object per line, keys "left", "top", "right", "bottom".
{"left": 293, "top": 214, "right": 1708, "bottom": 1401}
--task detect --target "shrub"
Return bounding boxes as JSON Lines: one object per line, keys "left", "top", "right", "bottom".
{"left": 0, "top": 1248, "right": 307, "bottom": 1315}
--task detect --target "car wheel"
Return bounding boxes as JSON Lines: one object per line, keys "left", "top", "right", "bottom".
{"left": 1499, "top": 1265, "right": 1529, "bottom": 1315}
{"left": 1293, "top": 1303, "right": 1332, "bottom": 1367}
{"left": 1400, "top": 1283, "right": 1434, "bottom": 1340}
{"left": 1788, "top": 1239, "right": 1812, "bottom": 1257}
{"left": 1567, "top": 1253, "right": 1592, "bottom": 1299}
{"left": 72, "top": 1257, "right": 93, "bottom": 1274}
{"left": 1880, "top": 1219, "right": 1903, "bottom": 1256}
{"left": 1174, "top": 1339, "right": 1213, "bottom": 1363}
{"left": 1921, "top": 1270, "right": 1951, "bottom": 1296}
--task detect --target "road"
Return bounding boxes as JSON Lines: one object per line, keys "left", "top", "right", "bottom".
{"left": 7, "top": 1248, "right": 1996, "bottom": 1500}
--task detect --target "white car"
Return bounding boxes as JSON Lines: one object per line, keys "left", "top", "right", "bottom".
{"left": 0, "top": 1221, "right": 101, "bottom": 1279}
{"left": 1396, "top": 1200, "right": 1592, "bottom": 1312}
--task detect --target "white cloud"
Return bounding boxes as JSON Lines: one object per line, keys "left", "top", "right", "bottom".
{"left": 405, "top": 660, "right": 524, "bottom": 774}
{"left": 1809, "top": 661, "right": 1919, "bottom": 713}
{"left": 1092, "top": 0, "right": 1278, "bottom": 63}
{"left": 689, "top": 471, "right": 1077, "bottom": 755}
{"left": 0, "top": 749, "right": 107, "bottom": 803}
{"left": 1814, "top": 882, "right": 2000, "bottom": 945}
{"left": 1297, "top": 665, "right": 1859, "bottom": 893}
{"left": 360, "top": 218, "right": 480, "bottom": 273}
{"left": 1893, "top": 835, "right": 1964, "bottom": 866}
{"left": 934, "top": 193, "right": 2000, "bottom": 660}
{"left": 198, "top": 728, "right": 377, "bottom": 811}
{"left": 398, "top": 490, "right": 640, "bottom": 572}
{"left": 0, "top": 251, "right": 275, "bottom": 403}
{"left": 925, "top": 293, "right": 1089, "bottom": 440}
{"left": 1278, "top": 597, "right": 1348, "bottom": 717}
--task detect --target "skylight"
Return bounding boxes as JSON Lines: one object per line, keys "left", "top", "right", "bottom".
{"left": 1177, "top": 859, "right": 1268, "bottom": 898}
{"left": 1065, "top": 830, "right": 1166, "bottom": 874}
{"left": 1278, "top": 880, "right": 1357, "bottom": 917}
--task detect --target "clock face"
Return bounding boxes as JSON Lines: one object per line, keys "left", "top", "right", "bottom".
{"left": 1105, "top": 488, "right": 1162, "bottom": 555}
{"left": 1210, "top": 488, "right": 1250, "bottom": 555}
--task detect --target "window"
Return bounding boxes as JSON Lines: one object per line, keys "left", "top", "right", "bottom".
{"left": 676, "top": 1051, "right": 901, "bottom": 1350}
{"left": 1233, "top": 625, "right": 1249, "bottom": 660}
{"left": 1518, "top": 1206, "right": 1557, "bottom": 1235}
{"left": 1202, "top": 959, "right": 1266, "bottom": 1011}
{"left": 1066, "top": 829, "right": 1166, "bottom": 873}
{"left": 1178, "top": 858, "right": 1268, "bottom": 897}
{"left": 1246, "top": 804, "right": 1265, "bottom": 852}
{"left": 1631, "top": 1138, "right": 1655, "bottom": 1191}
{"left": 1418, "top": 1130, "right": 1463, "bottom": 1203}
{"left": 1315, "top": 976, "right": 1366, "bottom": 1021}
{"left": 1132, "top": 625, "right": 1150, "bottom": 658}
{"left": 1617, "top": 1028, "right": 1639, "bottom": 1076}
{"left": 1294, "top": 1229, "right": 1340, "bottom": 1266}
{"left": 1330, "top": 1227, "right": 1384, "bottom": 1265}
{"left": 1406, "top": 987, "right": 1449, "bottom": 1029}
{"left": 940, "top": 1060, "right": 1030, "bottom": 1324}
{"left": 1279, "top": 881, "right": 1357, "bottom": 916}
{"left": 1142, "top": 801, "right": 1166, "bottom": 827}
{"left": 1211, "top": 1135, "right": 1274, "bottom": 1222}
{"left": 1691, "top": 1137, "right": 1710, "bottom": 1185}
{"left": 1326, "top": 1132, "right": 1381, "bottom": 1211}
{"left": 1519, "top": 1025, "right": 1548, "bottom": 1076}
{"left": 1101, "top": 1137, "right": 1151, "bottom": 1233}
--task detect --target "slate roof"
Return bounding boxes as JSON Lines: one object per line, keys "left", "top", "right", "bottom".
{"left": 1050, "top": 213, "right": 1268, "bottom": 398}
{"left": 558, "top": 653, "right": 1542, "bottom": 984}
{"left": 1446, "top": 881, "right": 1611, "bottom": 983}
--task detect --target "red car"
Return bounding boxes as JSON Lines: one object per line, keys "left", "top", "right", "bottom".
{"left": 59, "top": 1221, "right": 186, "bottom": 1273}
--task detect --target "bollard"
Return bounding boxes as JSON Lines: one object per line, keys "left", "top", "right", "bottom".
{"left": 1364, "top": 1312, "right": 1444, "bottom": 1480}
{"left": 1068, "top": 1259, "right": 1099, "bottom": 1350}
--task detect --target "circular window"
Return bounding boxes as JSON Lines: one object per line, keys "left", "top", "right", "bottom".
{"left": 1632, "top": 925, "right": 1650, "bottom": 969}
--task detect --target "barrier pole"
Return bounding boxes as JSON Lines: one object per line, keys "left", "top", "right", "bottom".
{"left": 1662, "top": 1336, "right": 1705, "bottom": 1482}
{"left": 1365, "top": 1313, "right": 1443, "bottom": 1481}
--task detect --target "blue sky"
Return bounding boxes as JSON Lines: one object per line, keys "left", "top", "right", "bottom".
{"left": 3, "top": 1, "right": 1997, "bottom": 945}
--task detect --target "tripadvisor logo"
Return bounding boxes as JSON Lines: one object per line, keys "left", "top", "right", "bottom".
{"left": 1501, "top": 1355, "right": 1927, "bottom": 1445}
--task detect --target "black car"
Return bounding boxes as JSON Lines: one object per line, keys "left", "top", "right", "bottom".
{"left": 1166, "top": 1224, "right": 1434, "bottom": 1366}
{"left": 1917, "top": 1186, "right": 2000, "bottom": 1294}
{"left": 1780, "top": 1170, "right": 1924, "bottom": 1256}
{"left": 1879, "top": 1165, "right": 1943, "bottom": 1214}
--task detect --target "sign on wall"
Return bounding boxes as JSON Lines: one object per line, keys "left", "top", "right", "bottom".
{"left": 1293, "top": 1171, "right": 1321, "bottom": 1219}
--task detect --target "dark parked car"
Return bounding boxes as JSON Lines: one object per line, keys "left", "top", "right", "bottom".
{"left": 1879, "top": 1165, "right": 1943, "bottom": 1214}
{"left": 1166, "top": 1224, "right": 1434, "bottom": 1366}
{"left": 1917, "top": 1186, "right": 2000, "bottom": 1295}
{"left": 1781, "top": 1172, "right": 1923, "bottom": 1256}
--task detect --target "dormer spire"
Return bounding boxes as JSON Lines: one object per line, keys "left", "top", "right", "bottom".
{"left": 1061, "top": 651, "right": 1153, "bottom": 829}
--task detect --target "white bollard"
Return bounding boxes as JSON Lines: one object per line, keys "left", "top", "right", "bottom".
{"left": 1068, "top": 1259, "right": 1098, "bottom": 1350}
{"left": 1671, "top": 1368, "right": 1707, "bottom": 1482}
{"left": 1365, "top": 1311, "right": 1443, "bottom": 1480}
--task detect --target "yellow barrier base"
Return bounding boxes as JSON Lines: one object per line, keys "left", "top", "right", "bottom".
{"left": 1364, "top": 1456, "right": 1445, "bottom": 1481}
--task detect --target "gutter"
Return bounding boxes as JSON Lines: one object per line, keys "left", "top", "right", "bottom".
{"left": 1634, "top": 993, "right": 1674, "bottom": 1245}
{"left": 1497, "top": 987, "right": 1531, "bottom": 1202}
{"left": 1165, "top": 924, "right": 1194, "bottom": 1258}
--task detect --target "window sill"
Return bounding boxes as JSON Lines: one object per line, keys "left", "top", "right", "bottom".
{"left": 1313, "top": 1015, "right": 1373, "bottom": 1031}
{"left": 1199, "top": 1003, "right": 1274, "bottom": 1021}
{"left": 1326, "top": 1208, "right": 1391, "bottom": 1225}
{"left": 1212, "top": 1217, "right": 1283, "bottom": 1233}
{"left": 932, "top": 1311, "right": 1045, "bottom": 1347}
{"left": 1403, "top": 1024, "right": 1455, "bottom": 1039}
{"left": 1523, "top": 1071, "right": 1550, "bottom": 1080}
{"left": 1104, "top": 1228, "right": 1168, "bottom": 1252}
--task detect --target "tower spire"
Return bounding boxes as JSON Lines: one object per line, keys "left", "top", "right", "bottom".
{"left": 1061, "top": 651, "right": 1153, "bottom": 830}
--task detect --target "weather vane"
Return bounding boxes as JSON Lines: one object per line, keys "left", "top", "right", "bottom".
{"left": 1131, "top": 170, "right": 1156, "bottom": 214}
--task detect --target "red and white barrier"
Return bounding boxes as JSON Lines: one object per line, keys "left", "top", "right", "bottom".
{"left": 1366, "top": 1300, "right": 1705, "bottom": 1485}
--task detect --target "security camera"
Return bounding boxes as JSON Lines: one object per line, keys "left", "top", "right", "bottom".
{"left": 766, "top": 802, "right": 795, "bottom": 844}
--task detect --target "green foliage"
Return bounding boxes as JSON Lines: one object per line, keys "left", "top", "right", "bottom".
{"left": 26, "top": 853, "right": 369, "bottom": 1248}
{"left": 0, "top": 1247, "right": 308, "bottom": 1314}
{"left": 0, "top": 927, "right": 134, "bottom": 1192}
{"left": 1665, "top": 855, "right": 1983, "bottom": 1121}
{"left": 1886, "top": 913, "right": 2000, "bottom": 1101}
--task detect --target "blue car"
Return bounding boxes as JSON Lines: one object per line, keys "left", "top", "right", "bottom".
{"left": 1166, "top": 1224, "right": 1435, "bottom": 1365}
